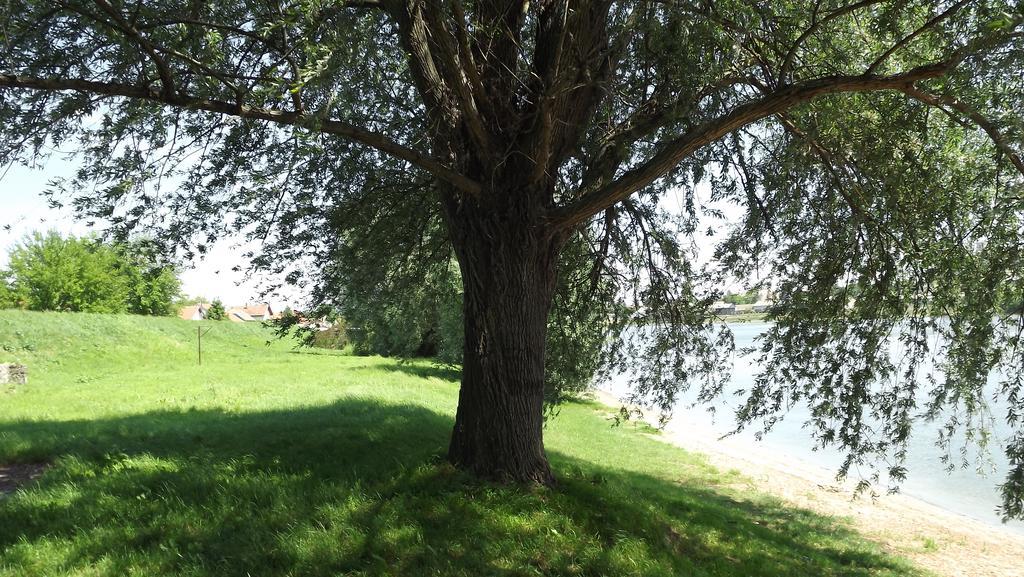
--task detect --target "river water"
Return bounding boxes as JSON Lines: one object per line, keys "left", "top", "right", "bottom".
{"left": 600, "top": 321, "right": 1024, "bottom": 534}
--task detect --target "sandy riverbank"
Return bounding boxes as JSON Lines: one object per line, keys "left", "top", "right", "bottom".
{"left": 593, "top": 390, "right": 1024, "bottom": 577}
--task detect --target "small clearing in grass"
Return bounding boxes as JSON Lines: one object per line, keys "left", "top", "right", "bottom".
{"left": 0, "top": 463, "right": 47, "bottom": 496}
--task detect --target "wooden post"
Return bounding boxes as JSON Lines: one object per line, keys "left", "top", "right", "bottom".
{"left": 198, "top": 326, "right": 212, "bottom": 365}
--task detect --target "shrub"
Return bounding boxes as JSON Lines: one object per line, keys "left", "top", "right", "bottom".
{"left": 207, "top": 300, "right": 226, "bottom": 320}
{"left": 3, "top": 231, "right": 181, "bottom": 315}
{"left": 310, "top": 320, "right": 349, "bottom": 350}
{"left": 0, "top": 270, "right": 14, "bottom": 309}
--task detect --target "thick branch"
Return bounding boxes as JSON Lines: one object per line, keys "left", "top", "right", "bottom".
{"left": 550, "top": 63, "right": 951, "bottom": 230}
{"left": 449, "top": 0, "right": 491, "bottom": 116}
{"left": 526, "top": 1, "right": 614, "bottom": 186}
{"left": 0, "top": 73, "right": 482, "bottom": 196}
{"left": 91, "top": 0, "right": 176, "bottom": 98}
{"left": 422, "top": 3, "right": 493, "bottom": 156}
{"left": 394, "top": 4, "right": 459, "bottom": 139}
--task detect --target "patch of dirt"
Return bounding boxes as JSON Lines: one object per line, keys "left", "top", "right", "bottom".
{"left": 0, "top": 463, "right": 48, "bottom": 496}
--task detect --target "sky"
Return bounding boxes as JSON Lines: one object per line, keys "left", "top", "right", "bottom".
{"left": 0, "top": 157, "right": 292, "bottom": 309}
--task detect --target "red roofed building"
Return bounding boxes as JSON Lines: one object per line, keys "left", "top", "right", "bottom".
{"left": 225, "top": 303, "right": 277, "bottom": 322}
{"left": 178, "top": 303, "right": 211, "bottom": 321}
{"left": 225, "top": 307, "right": 253, "bottom": 322}
{"left": 241, "top": 303, "right": 275, "bottom": 320}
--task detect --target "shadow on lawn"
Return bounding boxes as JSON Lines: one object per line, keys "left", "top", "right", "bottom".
{"left": 0, "top": 399, "right": 916, "bottom": 577}
{"left": 379, "top": 360, "right": 462, "bottom": 382}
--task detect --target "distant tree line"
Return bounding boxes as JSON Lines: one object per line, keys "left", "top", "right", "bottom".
{"left": 0, "top": 231, "right": 180, "bottom": 315}
{"left": 722, "top": 289, "right": 759, "bottom": 306}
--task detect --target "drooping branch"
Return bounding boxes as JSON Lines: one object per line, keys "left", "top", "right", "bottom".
{"left": 900, "top": 87, "right": 1024, "bottom": 177}
{"left": 134, "top": 16, "right": 300, "bottom": 108}
{"left": 775, "top": 114, "right": 885, "bottom": 229}
{"left": 550, "top": 63, "right": 952, "bottom": 231}
{"left": 778, "top": 0, "right": 887, "bottom": 81}
{"left": 865, "top": 0, "right": 971, "bottom": 74}
{"left": 0, "top": 74, "right": 483, "bottom": 195}
{"left": 580, "top": 74, "right": 761, "bottom": 196}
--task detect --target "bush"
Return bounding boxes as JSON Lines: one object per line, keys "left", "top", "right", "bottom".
{"left": 118, "top": 240, "right": 182, "bottom": 316}
{"left": 2, "top": 231, "right": 181, "bottom": 315}
{"left": 310, "top": 320, "right": 349, "bottom": 350}
{"left": 207, "top": 300, "right": 226, "bottom": 320}
{"left": 0, "top": 270, "right": 14, "bottom": 309}
{"left": 342, "top": 260, "right": 463, "bottom": 363}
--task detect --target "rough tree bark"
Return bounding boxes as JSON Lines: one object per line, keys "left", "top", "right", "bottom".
{"left": 442, "top": 185, "right": 564, "bottom": 484}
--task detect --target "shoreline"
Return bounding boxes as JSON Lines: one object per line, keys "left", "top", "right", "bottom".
{"left": 592, "top": 390, "right": 1024, "bottom": 577}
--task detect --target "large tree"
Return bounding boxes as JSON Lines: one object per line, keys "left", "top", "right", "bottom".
{"left": 2, "top": 1, "right": 1024, "bottom": 514}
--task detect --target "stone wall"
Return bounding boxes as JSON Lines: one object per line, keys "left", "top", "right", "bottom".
{"left": 0, "top": 364, "right": 27, "bottom": 384}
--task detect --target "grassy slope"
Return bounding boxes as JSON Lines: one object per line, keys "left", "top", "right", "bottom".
{"left": 0, "top": 310, "right": 921, "bottom": 577}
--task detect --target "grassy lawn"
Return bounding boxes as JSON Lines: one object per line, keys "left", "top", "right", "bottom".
{"left": 0, "top": 310, "right": 921, "bottom": 577}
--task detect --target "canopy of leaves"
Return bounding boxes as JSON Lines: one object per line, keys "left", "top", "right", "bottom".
{"left": 1, "top": 1, "right": 1023, "bottom": 516}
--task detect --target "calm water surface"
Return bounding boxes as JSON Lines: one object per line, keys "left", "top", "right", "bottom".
{"left": 601, "top": 321, "right": 1024, "bottom": 534}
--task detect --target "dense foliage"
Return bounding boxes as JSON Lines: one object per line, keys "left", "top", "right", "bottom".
{"left": 1, "top": 232, "right": 180, "bottom": 315}
{"left": 336, "top": 235, "right": 621, "bottom": 403}
{"left": 0, "top": 270, "right": 14, "bottom": 309}
{"left": 1, "top": 0, "right": 1023, "bottom": 510}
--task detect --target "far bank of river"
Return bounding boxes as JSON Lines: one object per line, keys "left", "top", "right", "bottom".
{"left": 599, "top": 321, "right": 1024, "bottom": 536}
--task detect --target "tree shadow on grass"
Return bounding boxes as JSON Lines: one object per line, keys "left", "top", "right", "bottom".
{"left": 0, "top": 399, "right": 919, "bottom": 577}
{"left": 378, "top": 360, "right": 462, "bottom": 382}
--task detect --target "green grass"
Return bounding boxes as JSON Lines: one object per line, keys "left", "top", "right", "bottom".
{"left": 0, "top": 310, "right": 922, "bottom": 577}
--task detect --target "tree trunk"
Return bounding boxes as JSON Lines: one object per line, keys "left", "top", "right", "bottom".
{"left": 444, "top": 196, "right": 561, "bottom": 485}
